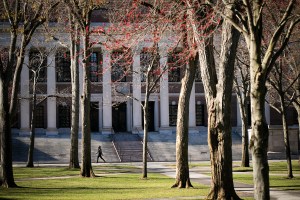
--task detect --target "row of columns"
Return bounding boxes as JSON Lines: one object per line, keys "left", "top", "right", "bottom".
{"left": 18, "top": 49, "right": 215, "bottom": 135}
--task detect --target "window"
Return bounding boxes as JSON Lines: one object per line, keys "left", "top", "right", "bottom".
{"left": 111, "top": 51, "right": 131, "bottom": 82}
{"left": 195, "top": 56, "right": 201, "bottom": 82}
{"left": 56, "top": 50, "right": 71, "bottom": 82}
{"left": 29, "top": 50, "right": 47, "bottom": 82}
{"left": 196, "top": 104, "right": 204, "bottom": 126}
{"left": 169, "top": 103, "right": 178, "bottom": 126}
{"left": 58, "top": 105, "right": 71, "bottom": 128}
{"left": 168, "top": 51, "right": 183, "bottom": 82}
{"left": 140, "top": 50, "right": 159, "bottom": 82}
{"left": 90, "top": 52, "right": 102, "bottom": 82}
{"left": 35, "top": 105, "right": 45, "bottom": 128}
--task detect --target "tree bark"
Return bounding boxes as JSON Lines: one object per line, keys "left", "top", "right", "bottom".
{"left": 192, "top": 1, "right": 241, "bottom": 197}
{"left": 26, "top": 78, "right": 37, "bottom": 167}
{"left": 238, "top": 94, "right": 249, "bottom": 167}
{"left": 80, "top": 27, "right": 94, "bottom": 177}
{"left": 69, "top": 17, "right": 80, "bottom": 169}
{"left": 172, "top": 57, "right": 196, "bottom": 188}
{"left": 249, "top": 64, "right": 270, "bottom": 200}
{"left": 0, "top": 77, "right": 17, "bottom": 187}
{"left": 142, "top": 100, "right": 149, "bottom": 179}
{"left": 206, "top": 20, "right": 240, "bottom": 200}
{"left": 241, "top": 117, "right": 250, "bottom": 167}
{"left": 280, "top": 96, "right": 293, "bottom": 178}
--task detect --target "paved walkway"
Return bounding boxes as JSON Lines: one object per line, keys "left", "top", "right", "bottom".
{"left": 131, "top": 162, "right": 300, "bottom": 200}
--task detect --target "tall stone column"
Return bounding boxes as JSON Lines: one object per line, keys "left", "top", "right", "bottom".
{"left": 159, "top": 50, "right": 172, "bottom": 134}
{"left": 102, "top": 50, "right": 112, "bottom": 134}
{"left": 265, "top": 101, "right": 270, "bottom": 125}
{"left": 47, "top": 53, "right": 58, "bottom": 135}
{"left": 132, "top": 51, "right": 142, "bottom": 133}
{"left": 189, "top": 82, "right": 198, "bottom": 133}
{"left": 19, "top": 53, "right": 30, "bottom": 135}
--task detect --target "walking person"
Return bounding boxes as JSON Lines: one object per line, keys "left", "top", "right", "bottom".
{"left": 96, "top": 145, "right": 106, "bottom": 163}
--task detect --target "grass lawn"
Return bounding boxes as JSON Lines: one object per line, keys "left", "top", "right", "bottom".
{"left": 233, "top": 160, "right": 300, "bottom": 190}
{"left": 0, "top": 165, "right": 210, "bottom": 200}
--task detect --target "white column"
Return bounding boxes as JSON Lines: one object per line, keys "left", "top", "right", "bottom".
{"left": 154, "top": 97, "right": 159, "bottom": 131}
{"left": 19, "top": 53, "right": 30, "bottom": 135}
{"left": 47, "top": 53, "right": 58, "bottom": 135}
{"left": 99, "top": 97, "right": 103, "bottom": 132}
{"left": 102, "top": 51, "right": 112, "bottom": 134}
{"left": 189, "top": 82, "right": 198, "bottom": 133}
{"left": 127, "top": 100, "right": 132, "bottom": 132}
{"left": 132, "top": 52, "right": 142, "bottom": 133}
{"left": 236, "top": 96, "right": 242, "bottom": 127}
{"left": 159, "top": 51, "right": 172, "bottom": 134}
{"left": 265, "top": 101, "right": 270, "bottom": 125}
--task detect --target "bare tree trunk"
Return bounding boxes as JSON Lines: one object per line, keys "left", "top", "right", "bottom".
{"left": 206, "top": 20, "right": 240, "bottom": 199}
{"left": 293, "top": 78, "right": 300, "bottom": 165}
{"left": 80, "top": 29, "right": 94, "bottom": 177}
{"left": 293, "top": 104, "right": 300, "bottom": 167}
{"left": 142, "top": 100, "right": 149, "bottom": 179}
{"left": 171, "top": 57, "right": 196, "bottom": 188}
{"left": 249, "top": 70, "right": 270, "bottom": 200}
{"left": 241, "top": 117, "right": 250, "bottom": 167}
{"left": 26, "top": 79, "right": 37, "bottom": 167}
{"left": 238, "top": 95, "right": 249, "bottom": 167}
{"left": 0, "top": 79, "right": 17, "bottom": 187}
{"left": 280, "top": 96, "right": 293, "bottom": 178}
{"left": 69, "top": 18, "right": 80, "bottom": 169}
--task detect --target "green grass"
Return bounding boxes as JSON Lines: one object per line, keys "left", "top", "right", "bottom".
{"left": 232, "top": 160, "right": 300, "bottom": 190}
{"left": 1, "top": 166, "right": 209, "bottom": 200}
{"left": 13, "top": 167, "right": 80, "bottom": 179}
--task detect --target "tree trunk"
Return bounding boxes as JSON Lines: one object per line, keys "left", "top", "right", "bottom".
{"left": 142, "top": 101, "right": 149, "bottom": 179}
{"left": 295, "top": 104, "right": 300, "bottom": 163}
{"left": 235, "top": 74, "right": 250, "bottom": 167}
{"left": 241, "top": 118, "right": 250, "bottom": 167}
{"left": 239, "top": 96, "right": 249, "bottom": 167}
{"left": 69, "top": 20, "right": 80, "bottom": 169}
{"left": 80, "top": 29, "right": 94, "bottom": 177}
{"left": 249, "top": 67, "right": 270, "bottom": 200}
{"left": 26, "top": 79, "right": 37, "bottom": 168}
{"left": 280, "top": 96, "right": 293, "bottom": 178}
{"left": 0, "top": 78, "right": 17, "bottom": 187}
{"left": 205, "top": 17, "right": 240, "bottom": 199}
{"left": 171, "top": 57, "right": 195, "bottom": 188}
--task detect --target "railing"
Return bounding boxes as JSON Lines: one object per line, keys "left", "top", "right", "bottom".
{"left": 111, "top": 129, "right": 122, "bottom": 162}
{"left": 136, "top": 128, "right": 154, "bottom": 162}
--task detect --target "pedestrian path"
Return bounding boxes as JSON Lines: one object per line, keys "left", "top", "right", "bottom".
{"left": 131, "top": 162, "right": 300, "bottom": 200}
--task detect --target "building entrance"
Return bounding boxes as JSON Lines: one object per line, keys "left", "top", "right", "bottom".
{"left": 112, "top": 102, "right": 127, "bottom": 133}
{"left": 90, "top": 102, "right": 99, "bottom": 132}
{"left": 142, "top": 101, "right": 155, "bottom": 132}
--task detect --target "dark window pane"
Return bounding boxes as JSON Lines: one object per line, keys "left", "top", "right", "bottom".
{"left": 29, "top": 50, "right": 47, "bottom": 82}
{"left": 140, "top": 50, "right": 159, "bottom": 82}
{"left": 58, "top": 105, "right": 71, "bottom": 128}
{"left": 35, "top": 105, "right": 45, "bottom": 128}
{"left": 169, "top": 104, "right": 177, "bottom": 126}
{"left": 90, "top": 52, "right": 101, "bottom": 82}
{"left": 111, "top": 51, "right": 131, "bottom": 82}
{"left": 168, "top": 52, "right": 183, "bottom": 82}
{"left": 196, "top": 104, "right": 204, "bottom": 126}
{"left": 56, "top": 51, "right": 71, "bottom": 82}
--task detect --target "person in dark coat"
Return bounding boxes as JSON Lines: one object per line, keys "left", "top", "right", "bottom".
{"left": 96, "top": 145, "right": 106, "bottom": 163}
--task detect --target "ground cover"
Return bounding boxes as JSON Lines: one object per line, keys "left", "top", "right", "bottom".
{"left": 1, "top": 165, "right": 209, "bottom": 200}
